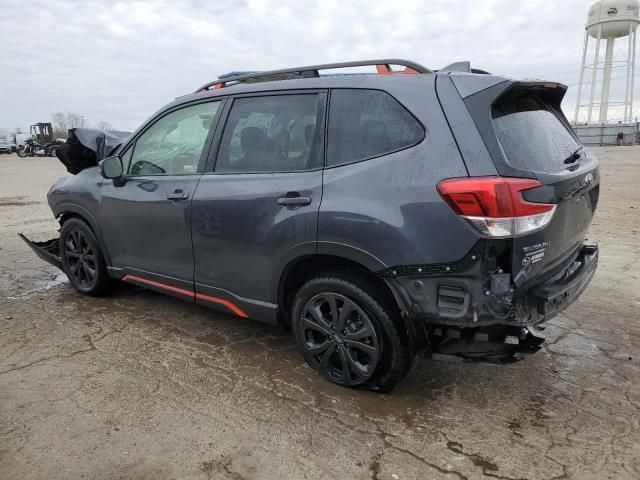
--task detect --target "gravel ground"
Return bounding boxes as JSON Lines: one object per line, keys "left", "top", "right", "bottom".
{"left": 1, "top": 149, "right": 639, "bottom": 480}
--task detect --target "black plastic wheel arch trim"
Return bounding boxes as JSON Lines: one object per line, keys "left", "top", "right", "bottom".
{"left": 377, "top": 242, "right": 484, "bottom": 278}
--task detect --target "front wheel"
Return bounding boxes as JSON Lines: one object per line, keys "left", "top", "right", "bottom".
{"left": 60, "top": 218, "right": 111, "bottom": 296}
{"left": 292, "top": 273, "right": 412, "bottom": 391}
{"left": 17, "top": 146, "right": 29, "bottom": 157}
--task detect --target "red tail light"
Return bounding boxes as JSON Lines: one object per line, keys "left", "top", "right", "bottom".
{"left": 436, "top": 177, "right": 556, "bottom": 238}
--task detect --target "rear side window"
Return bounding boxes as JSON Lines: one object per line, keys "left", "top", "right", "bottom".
{"left": 327, "top": 89, "right": 424, "bottom": 167}
{"left": 215, "top": 94, "right": 324, "bottom": 173}
{"left": 492, "top": 90, "right": 580, "bottom": 173}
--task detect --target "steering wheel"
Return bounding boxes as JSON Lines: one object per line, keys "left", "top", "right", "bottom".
{"left": 130, "top": 160, "right": 166, "bottom": 175}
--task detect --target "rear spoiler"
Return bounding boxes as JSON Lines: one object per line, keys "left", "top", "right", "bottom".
{"left": 511, "top": 81, "right": 568, "bottom": 105}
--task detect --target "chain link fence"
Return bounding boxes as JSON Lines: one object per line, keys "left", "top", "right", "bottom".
{"left": 572, "top": 122, "right": 640, "bottom": 146}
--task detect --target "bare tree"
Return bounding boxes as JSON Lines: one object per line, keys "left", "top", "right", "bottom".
{"left": 52, "top": 112, "right": 68, "bottom": 133}
{"left": 52, "top": 112, "right": 85, "bottom": 138}
{"left": 52, "top": 113, "right": 70, "bottom": 137}
{"left": 95, "top": 121, "right": 114, "bottom": 132}
{"left": 66, "top": 113, "right": 83, "bottom": 129}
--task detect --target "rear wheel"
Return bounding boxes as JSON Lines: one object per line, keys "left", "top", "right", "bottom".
{"left": 292, "top": 273, "right": 411, "bottom": 391}
{"left": 60, "top": 218, "right": 110, "bottom": 295}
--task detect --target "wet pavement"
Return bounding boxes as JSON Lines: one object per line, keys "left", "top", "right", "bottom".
{"left": 1, "top": 150, "right": 639, "bottom": 479}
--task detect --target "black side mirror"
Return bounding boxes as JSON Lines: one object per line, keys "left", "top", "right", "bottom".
{"left": 99, "top": 155, "right": 125, "bottom": 186}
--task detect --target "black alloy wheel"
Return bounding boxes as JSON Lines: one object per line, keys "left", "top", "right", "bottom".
{"left": 59, "top": 218, "right": 110, "bottom": 296}
{"left": 299, "top": 292, "right": 381, "bottom": 386}
{"left": 63, "top": 228, "right": 98, "bottom": 290}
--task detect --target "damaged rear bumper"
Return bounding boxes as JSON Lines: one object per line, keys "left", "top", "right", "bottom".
{"left": 407, "top": 245, "right": 597, "bottom": 364}
{"left": 19, "top": 233, "right": 62, "bottom": 270}
{"left": 422, "top": 244, "right": 596, "bottom": 363}
{"left": 425, "top": 325, "right": 545, "bottom": 364}
{"left": 384, "top": 242, "right": 599, "bottom": 329}
{"left": 528, "top": 244, "right": 598, "bottom": 321}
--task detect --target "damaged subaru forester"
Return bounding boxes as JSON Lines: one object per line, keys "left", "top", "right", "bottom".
{"left": 21, "top": 59, "right": 599, "bottom": 391}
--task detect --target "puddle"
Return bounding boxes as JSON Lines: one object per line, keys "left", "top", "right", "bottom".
{"left": 7, "top": 272, "right": 69, "bottom": 299}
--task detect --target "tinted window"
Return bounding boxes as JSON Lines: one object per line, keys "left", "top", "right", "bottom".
{"left": 327, "top": 89, "right": 423, "bottom": 166}
{"left": 129, "top": 101, "right": 220, "bottom": 176}
{"left": 492, "top": 90, "right": 580, "bottom": 173}
{"left": 216, "top": 94, "right": 324, "bottom": 173}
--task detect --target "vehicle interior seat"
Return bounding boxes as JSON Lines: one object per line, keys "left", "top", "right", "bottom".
{"left": 238, "top": 126, "right": 274, "bottom": 171}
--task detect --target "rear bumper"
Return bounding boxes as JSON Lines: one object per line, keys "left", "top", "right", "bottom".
{"left": 19, "top": 233, "right": 63, "bottom": 270}
{"left": 383, "top": 242, "right": 598, "bottom": 328}
{"left": 385, "top": 243, "right": 598, "bottom": 363}
{"left": 527, "top": 243, "right": 598, "bottom": 322}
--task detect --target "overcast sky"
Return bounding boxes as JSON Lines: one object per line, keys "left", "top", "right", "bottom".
{"left": 0, "top": 0, "right": 635, "bottom": 132}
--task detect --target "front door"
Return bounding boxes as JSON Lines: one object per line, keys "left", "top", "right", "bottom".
{"left": 100, "top": 100, "right": 223, "bottom": 293}
{"left": 191, "top": 92, "right": 326, "bottom": 321}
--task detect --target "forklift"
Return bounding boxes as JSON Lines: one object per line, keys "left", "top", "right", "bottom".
{"left": 17, "top": 123, "right": 63, "bottom": 157}
{"left": 30, "top": 123, "right": 54, "bottom": 145}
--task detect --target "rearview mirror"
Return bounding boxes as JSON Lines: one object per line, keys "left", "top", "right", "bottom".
{"left": 99, "top": 155, "right": 123, "bottom": 180}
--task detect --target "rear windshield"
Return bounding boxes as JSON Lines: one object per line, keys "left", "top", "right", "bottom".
{"left": 492, "top": 89, "right": 580, "bottom": 173}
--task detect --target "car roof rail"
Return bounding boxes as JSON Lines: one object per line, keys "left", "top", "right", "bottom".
{"left": 194, "top": 59, "right": 433, "bottom": 92}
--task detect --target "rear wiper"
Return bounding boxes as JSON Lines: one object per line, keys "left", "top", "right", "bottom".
{"left": 563, "top": 146, "right": 583, "bottom": 164}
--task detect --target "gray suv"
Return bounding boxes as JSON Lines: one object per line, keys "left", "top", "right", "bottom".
{"left": 22, "top": 59, "right": 599, "bottom": 391}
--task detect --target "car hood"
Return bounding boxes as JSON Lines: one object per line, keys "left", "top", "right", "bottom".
{"left": 55, "top": 128, "right": 130, "bottom": 174}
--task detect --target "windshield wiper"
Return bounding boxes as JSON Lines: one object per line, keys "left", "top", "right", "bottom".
{"left": 563, "top": 146, "right": 583, "bottom": 165}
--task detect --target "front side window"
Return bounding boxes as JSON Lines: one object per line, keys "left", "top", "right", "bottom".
{"left": 215, "top": 94, "right": 324, "bottom": 173}
{"left": 327, "top": 89, "right": 424, "bottom": 167}
{"left": 129, "top": 101, "right": 220, "bottom": 176}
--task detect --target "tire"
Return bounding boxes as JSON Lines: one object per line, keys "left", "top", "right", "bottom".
{"left": 59, "top": 218, "right": 110, "bottom": 296}
{"left": 48, "top": 146, "right": 58, "bottom": 157}
{"left": 292, "top": 272, "right": 412, "bottom": 392}
{"left": 17, "top": 147, "right": 28, "bottom": 158}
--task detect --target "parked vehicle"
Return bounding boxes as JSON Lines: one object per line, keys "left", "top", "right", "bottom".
{"left": 17, "top": 138, "right": 39, "bottom": 157}
{"left": 17, "top": 123, "right": 63, "bottom": 157}
{"left": 21, "top": 59, "right": 599, "bottom": 391}
{"left": 15, "top": 133, "right": 31, "bottom": 146}
{"left": 0, "top": 140, "right": 11, "bottom": 154}
{"left": 17, "top": 139, "right": 59, "bottom": 157}
{"left": 0, "top": 138, "right": 18, "bottom": 153}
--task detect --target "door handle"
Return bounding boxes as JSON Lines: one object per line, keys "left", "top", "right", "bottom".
{"left": 167, "top": 191, "right": 189, "bottom": 201}
{"left": 277, "top": 194, "right": 312, "bottom": 207}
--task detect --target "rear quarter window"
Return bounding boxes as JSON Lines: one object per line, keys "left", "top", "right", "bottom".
{"left": 327, "top": 89, "right": 424, "bottom": 167}
{"left": 492, "top": 90, "right": 580, "bottom": 174}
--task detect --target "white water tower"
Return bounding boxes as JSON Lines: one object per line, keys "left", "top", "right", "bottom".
{"left": 574, "top": 0, "right": 640, "bottom": 123}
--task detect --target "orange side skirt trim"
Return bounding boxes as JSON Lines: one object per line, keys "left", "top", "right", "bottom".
{"left": 121, "top": 274, "right": 248, "bottom": 318}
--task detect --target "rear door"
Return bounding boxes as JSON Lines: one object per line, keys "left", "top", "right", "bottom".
{"left": 466, "top": 83, "right": 599, "bottom": 287}
{"left": 191, "top": 91, "right": 326, "bottom": 321}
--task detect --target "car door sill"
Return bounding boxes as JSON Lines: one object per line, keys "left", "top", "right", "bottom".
{"left": 195, "top": 282, "right": 278, "bottom": 325}
{"left": 107, "top": 267, "right": 278, "bottom": 324}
